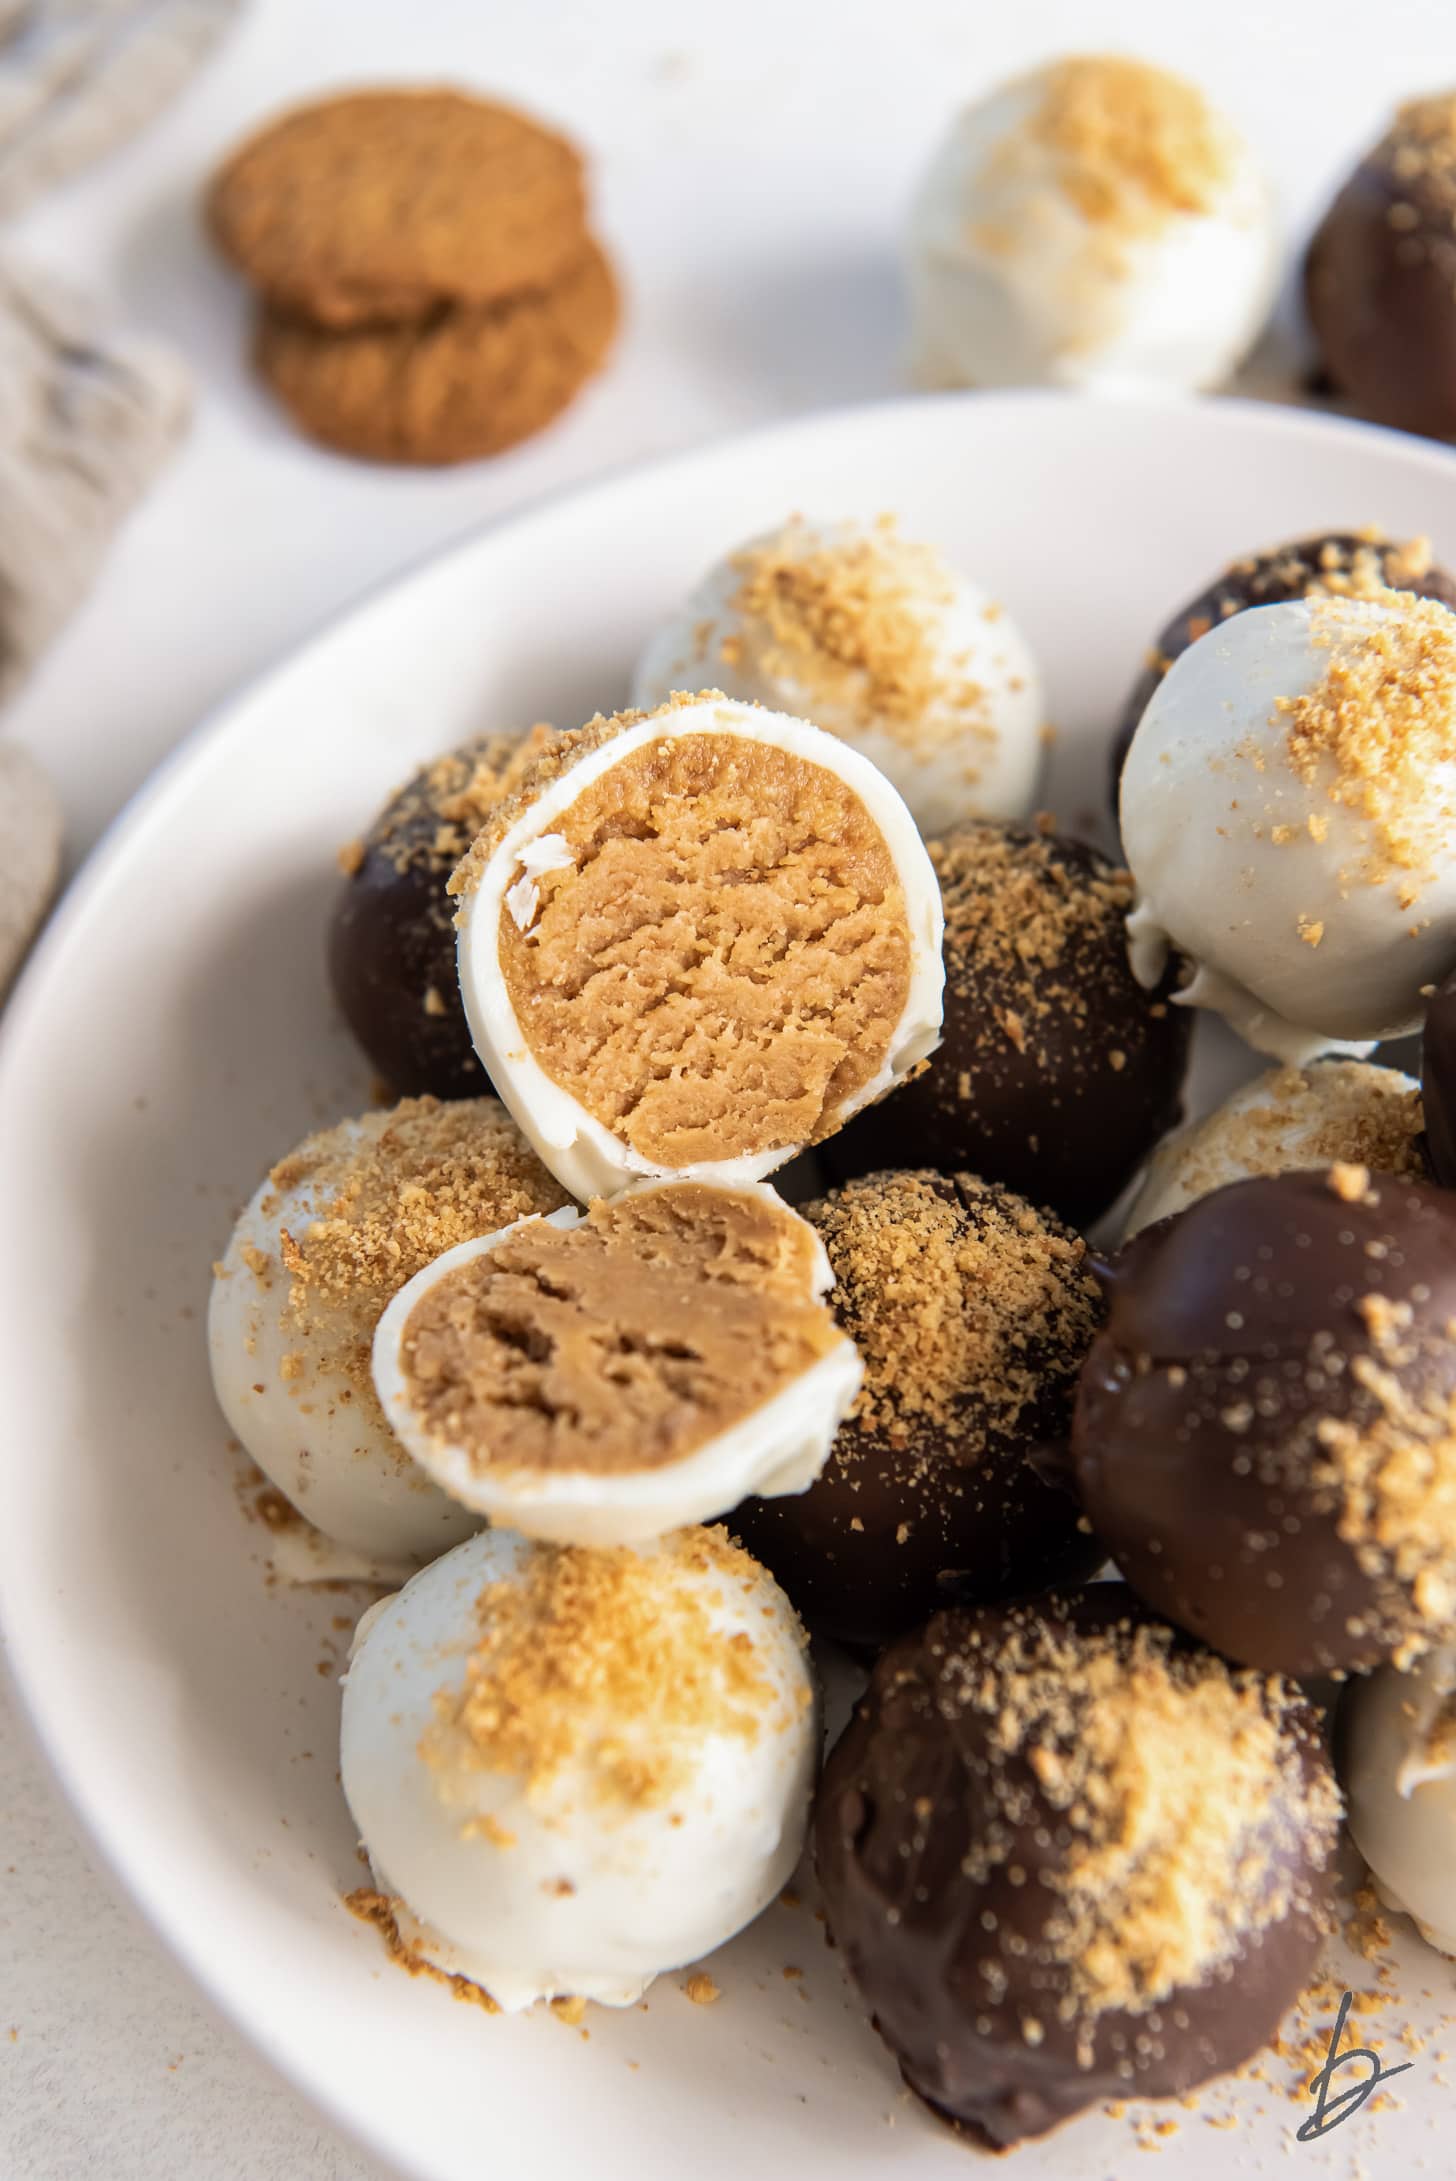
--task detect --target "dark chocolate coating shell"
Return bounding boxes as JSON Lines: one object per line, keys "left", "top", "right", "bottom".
{"left": 328, "top": 728, "right": 552, "bottom": 1099}
{"left": 329, "top": 830, "right": 483, "bottom": 1099}
{"left": 815, "top": 1587, "right": 1335, "bottom": 2149}
{"left": 1109, "top": 533, "right": 1456, "bottom": 807}
{"left": 732, "top": 1418, "right": 1106, "bottom": 1657}
{"left": 1421, "top": 967, "right": 1456, "bottom": 1186}
{"left": 1072, "top": 1168, "right": 1456, "bottom": 1673}
{"left": 820, "top": 823, "right": 1191, "bottom": 1229}
{"left": 1305, "top": 115, "right": 1456, "bottom": 442}
{"left": 731, "top": 1170, "right": 1106, "bottom": 1652}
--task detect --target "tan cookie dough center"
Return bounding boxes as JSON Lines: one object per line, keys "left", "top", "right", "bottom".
{"left": 496, "top": 733, "right": 913, "bottom": 1166}
{"left": 399, "top": 1184, "right": 842, "bottom": 1476}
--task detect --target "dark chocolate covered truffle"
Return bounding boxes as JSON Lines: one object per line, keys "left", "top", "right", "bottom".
{"left": 819, "top": 822, "right": 1190, "bottom": 1228}
{"left": 1421, "top": 966, "right": 1456, "bottom": 1187}
{"left": 815, "top": 1587, "right": 1339, "bottom": 2150}
{"left": 1110, "top": 530, "right": 1456, "bottom": 804}
{"left": 730, "top": 1170, "right": 1105, "bottom": 1651}
{"left": 1072, "top": 1166, "right": 1456, "bottom": 1674}
{"left": 1305, "top": 95, "right": 1456, "bottom": 442}
{"left": 329, "top": 725, "right": 554, "bottom": 1099}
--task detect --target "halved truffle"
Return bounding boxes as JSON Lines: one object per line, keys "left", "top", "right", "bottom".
{"left": 449, "top": 693, "right": 945, "bottom": 1201}
{"left": 372, "top": 1177, "right": 862, "bottom": 1544}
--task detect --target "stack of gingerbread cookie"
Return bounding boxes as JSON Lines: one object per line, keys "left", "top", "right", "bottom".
{"left": 208, "top": 88, "right": 619, "bottom": 465}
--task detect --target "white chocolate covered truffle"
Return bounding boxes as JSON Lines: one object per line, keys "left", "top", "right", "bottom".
{"left": 1124, "top": 1060, "right": 1424, "bottom": 1236}
{"left": 451, "top": 693, "right": 945, "bottom": 1202}
{"left": 341, "top": 1524, "right": 819, "bottom": 2010}
{"left": 905, "top": 56, "right": 1277, "bottom": 395}
{"left": 372, "top": 1178, "right": 863, "bottom": 1546}
{"left": 1122, "top": 592, "right": 1456, "bottom": 1060}
{"left": 1343, "top": 1644, "right": 1456, "bottom": 1958}
{"left": 207, "top": 1097, "right": 568, "bottom": 1565}
{"left": 631, "top": 518, "right": 1043, "bottom": 834}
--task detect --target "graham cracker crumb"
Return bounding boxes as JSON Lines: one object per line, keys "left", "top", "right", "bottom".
{"left": 448, "top": 693, "right": 714, "bottom": 910}
{"left": 421, "top": 1528, "right": 790, "bottom": 1814}
{"left": 1144, "top": 1068, "right": 1423, "bottom": 1224}
{"left": 352, "top": 726, "right": 556, "bottom": 897}
{"left": 931, "top": 823, "right": 1149, "bottom": 1086}
{"left": 1272, "top": 593, "right": 1456, "bottom": 893}
{"left": 345, "top": 1888, "right": 500, "bottom": 2012}
{"left": 725, "top": 517, "right": 993, "bottom": 758}
{"left": 1006, "top": 56, "right": 1235, "bottom": 240}
{"left": 1381, "top": 94, "right": 1456, "bottom": 222}
{"left": 684, "top": 1973, "right": 721, "bottom": 2005}
{"left": 1328, "top": 1160, "right": 1372, "bottom": 1203}
{"left": 261, "top": 1097, "right": 568, "bottom": 1418}
{"left": 806, "top": 1169, "right": 1099, "bottom": 1462}
{"left": 938, "top": 1608, "right": 1339, "bottom": 2028}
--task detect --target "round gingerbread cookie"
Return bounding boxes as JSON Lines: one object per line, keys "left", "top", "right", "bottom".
{"left": 254, "top": 238, "right": 619, "bottom": 465}
{"left": 209, "top": 89, "right": 588, "bottom": 326}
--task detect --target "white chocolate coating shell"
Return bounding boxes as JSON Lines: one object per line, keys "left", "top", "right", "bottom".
{"left": 1343, "top": 1645, "right": 1456, "bottom": 1958}
{"left": 631, "top": 521, "right": 1043, "bottom": 834}
{"left": 455, "top": 696, "right": 945, "bottom": 1202}
{"left": 1122, "top": 597, "right": 1456, "bottom": 1058}
{"left": 1124, "top": 1060, "right": 1421, "bottom": 1236}
{"left": 340, "top": 1527, "right": 820, "bottom": 2010}
{"left": 207, "top": 1117, "right": 480, "bottom": 1568}
{"left": 372, "top": 1181, "right": 864, "bottom": 1547}
{"left": 904, "top": 72, "right": 1277, "bottom": 396}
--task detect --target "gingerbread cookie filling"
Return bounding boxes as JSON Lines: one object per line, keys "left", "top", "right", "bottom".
{"left": 372, "top": 1178, "right": 864, "bottom": 1544}
{"left": 400, "top": 1184, "right": 839, "bottom": 1473}
{"left": 497, "top": 733, "right": 909, "bottom": 1164}
{"left": 453, "top": 696, "right": 945, "bottom": 1201}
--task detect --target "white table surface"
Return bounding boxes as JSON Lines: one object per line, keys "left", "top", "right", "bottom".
{"left": 5, "top": 0, "right": 1456, "bottom": 2172}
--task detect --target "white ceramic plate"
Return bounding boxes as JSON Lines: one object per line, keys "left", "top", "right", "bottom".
{"left": 3, "top": 391, "right": 1454, "bottom": 2181}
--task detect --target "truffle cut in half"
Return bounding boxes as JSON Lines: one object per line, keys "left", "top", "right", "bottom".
{"left": 450, "top": 694, "right": 945, "bottom": 1201}
{"left": 372, "top": 1178, "right": 863, "bottom": 1545}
